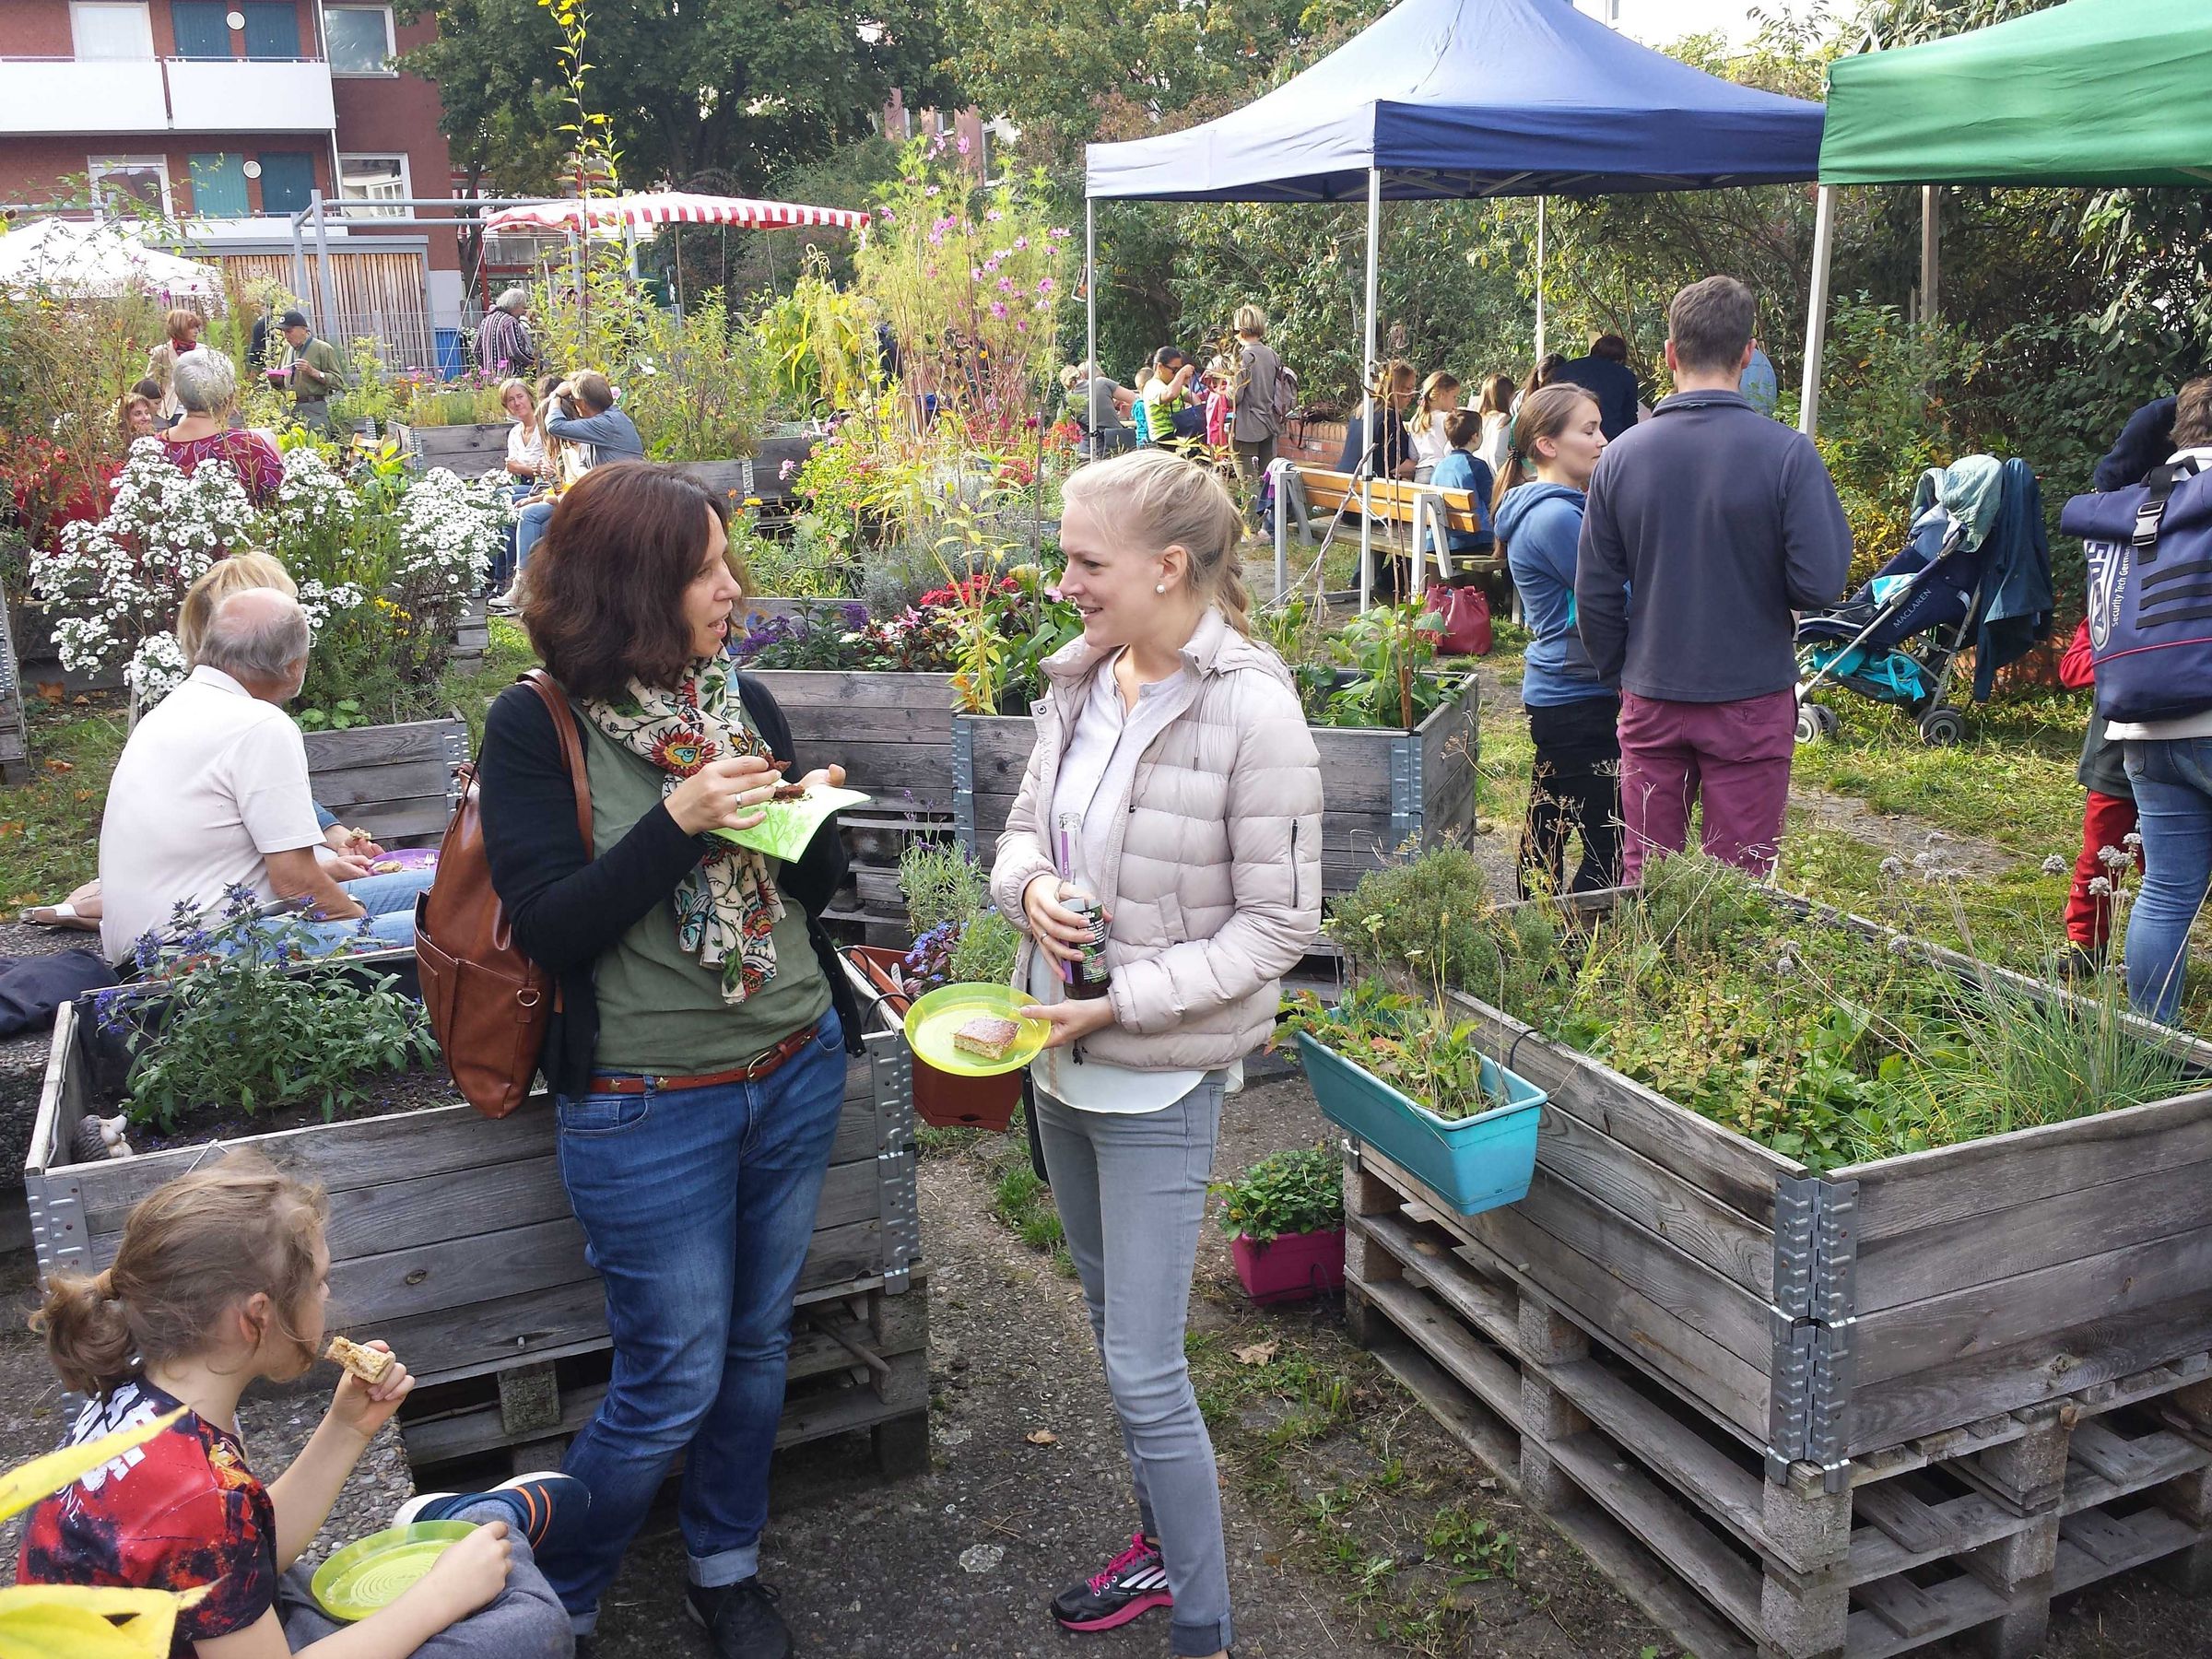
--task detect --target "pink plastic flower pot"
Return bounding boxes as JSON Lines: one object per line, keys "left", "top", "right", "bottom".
{"left": 1231, "top": 1227, "right": 1347, "bottom": 1305}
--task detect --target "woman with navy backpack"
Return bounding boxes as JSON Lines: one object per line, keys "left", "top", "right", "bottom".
{"left": 2065, "top": 377, "right": 2212, "bottom": 1022}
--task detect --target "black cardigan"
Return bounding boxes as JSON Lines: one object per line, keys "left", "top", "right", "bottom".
{"left": 477, "top": 674, "right": 862, "bottom": 1099}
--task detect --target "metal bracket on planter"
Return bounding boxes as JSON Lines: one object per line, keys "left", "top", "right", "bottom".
{"left": 1805, "top": 1317, "right": 1857, "bottom": 1490}
{"left": 1771, "top": 1175, "right": 1821, "bottom": 1324}
{"left": 1810, "top": 1177, "right": 1858, "bottom": 1327}
{"left": 1387, "top": 732, "right": 1423, "bottom": 850}
{"left": 26, "top": 1172, "right": 89, "bottom": 1279}
{"left": 869, "top": 1033, "right": 919, "bottom": 1293}
{"left": 951, "top": 720, "right": 977, "bottom": 857}
{"left": 1767, "top": 1317, "right": 1818, "bottom": 1482}
{"left": 439, "top": 723, "right": 471, "bottom": 809}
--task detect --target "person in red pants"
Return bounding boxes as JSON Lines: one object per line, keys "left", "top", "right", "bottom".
{"left": 2059, "top": 617, "right": 2140, "bottom": 971}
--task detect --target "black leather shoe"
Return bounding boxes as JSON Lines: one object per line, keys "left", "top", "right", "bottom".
{"left": 686, "top": 1579, "right": 794, "bottom": 1659}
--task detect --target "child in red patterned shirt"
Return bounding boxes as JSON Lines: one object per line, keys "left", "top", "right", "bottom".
{"left": 18, "top": 1153, "right": 581, "bottom": 1658}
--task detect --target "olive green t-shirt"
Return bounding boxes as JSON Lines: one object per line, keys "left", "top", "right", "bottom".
{"left": 584, "top": 727, "right": 830, "bottom": 1075}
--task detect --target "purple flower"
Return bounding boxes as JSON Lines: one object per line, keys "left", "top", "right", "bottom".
{"left": 985, "top": 208, "right": 1003, "bottom": 221}
{"left": 1049, "top": 227, "right": 1072, "bottom": 240}
{"left": 779, "top": 458, "right": 796, "bottom": 480}
{"left": 1014, "top": 236, "right": 1030, "bottom": 252}
{"left": 990, "top": 301, "right": 1008, "bottom": 320}
{"left": 957, "top": 135, "right": 971, "bottom": 156}
{"left": 971, "top": 266, "right": 984, "bottom": 281}
{"left": 878, "top": 208, "right": 894, "bottom": 222}
{"left": 997, "top": 276, "right": 1014, "bottom": 293}
{"left": 925, "top": 184, "right": 941, "bottom": 197}
{"left": 1037, "top": 276, "right": 1054, "bottom": 294}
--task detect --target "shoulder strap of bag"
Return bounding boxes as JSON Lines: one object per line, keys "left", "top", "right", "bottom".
{"left": 521, "top": 667, "right": 592, "bottom": 847}
{"left": 2134, "top": 456, "right": 2206, "bottom": 560}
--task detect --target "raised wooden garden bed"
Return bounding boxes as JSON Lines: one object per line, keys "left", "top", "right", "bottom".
{"left": 1331, "top": 893, "right": 2212, "bottom": 1658}
{"left": 394, "top": 421, "right": 510, "bottom": 478}
{"left": 302, "top": 716, "right": 470, "bottom": 847}
{"left": 26, "top": 1000, "right": 927, "bottom": 1478}
{"left": 0, "top": 584, "right": 29, "bottom": 784}
{"left": 951, "top": 673, "right": 1479, "bottom": 894}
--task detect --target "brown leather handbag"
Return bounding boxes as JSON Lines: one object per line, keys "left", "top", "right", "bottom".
{"left": 416, "top": 669, "right": 591, "bottom": 1119}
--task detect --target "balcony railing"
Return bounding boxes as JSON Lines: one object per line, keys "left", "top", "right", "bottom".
{"left": 0, "top": 55, "right": 335, "bottom": 136}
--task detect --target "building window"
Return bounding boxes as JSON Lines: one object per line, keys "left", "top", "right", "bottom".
{"left": 71, "top": 2, "right": 153, "bottom": 59}
{"left": 339, "top": 154, "right": 409, "bottom": 218}
{"left": 256, "top": 151, "right": 317, "bottom": 216}
{"left": 325, "top": 5, "right": 395, "bottom": 75}
{"left": 89, "top": 156, "right": 171, "bottom": 218}
{"left": 241, "top": 2, "right": 300, "bottom": 59}
{"left": 169, "top": 2, "right": 229, "bottom": 58}
{"left": 187, "top": 153, "right": 249, "bottom": 218}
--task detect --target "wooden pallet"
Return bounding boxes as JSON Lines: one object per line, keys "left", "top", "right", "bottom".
{"left": 1347, "top": 1147, "right": 2212, "bottom": 1659}
{"left": 396, "top": 1276, "right": 932, "bottom": 1481}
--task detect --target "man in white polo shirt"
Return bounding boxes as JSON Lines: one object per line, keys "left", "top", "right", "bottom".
{"left": 98, "top": 589, "right": 421, "bottom": 966}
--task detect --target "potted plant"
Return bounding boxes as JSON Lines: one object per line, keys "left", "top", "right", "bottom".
{"left": 1213, "top": 1147, "right": 1346, "bottom": 1304}
{"left": 846, "top": 843, "right": 1027, "bottom": 1131}
{"left": 1282, "top": 981, "right": 1547, "bottom": 1218}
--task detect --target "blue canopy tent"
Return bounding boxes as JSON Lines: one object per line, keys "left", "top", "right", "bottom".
{"left": 1079, "top": 0, "right": 1827, "bottom": 477}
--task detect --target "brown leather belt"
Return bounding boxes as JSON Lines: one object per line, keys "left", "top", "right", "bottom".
{"left": 587, "top": 1022, "right": 820, "bottom": 1095}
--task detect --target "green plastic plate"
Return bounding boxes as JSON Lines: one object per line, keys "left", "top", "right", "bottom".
{"left": 311, "top": 1521, "right": 476, "bottom": 1620}
{"left": 903, "top": 982, "right": 1050, "bottom": 1077}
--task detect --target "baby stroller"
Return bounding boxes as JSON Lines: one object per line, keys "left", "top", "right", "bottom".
{"left": 1794, "top": 456, "right": 2042, "bottom": 747}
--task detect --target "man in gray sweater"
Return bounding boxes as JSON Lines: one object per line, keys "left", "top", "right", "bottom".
{"left": 1575, "top": 276, "right": 1853, "bottom": 881}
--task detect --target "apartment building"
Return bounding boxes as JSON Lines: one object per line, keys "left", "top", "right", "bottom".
{"left": 0, "top": 1, "right": 463, "bottom": 345}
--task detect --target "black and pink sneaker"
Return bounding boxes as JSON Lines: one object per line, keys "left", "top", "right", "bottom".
{"left": 1052, "top": 1532, "right": 1172, "bottom": 1632}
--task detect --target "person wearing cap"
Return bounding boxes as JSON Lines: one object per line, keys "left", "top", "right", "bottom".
{"left": 278, "top": 311, "right": 349, "bottom": 432}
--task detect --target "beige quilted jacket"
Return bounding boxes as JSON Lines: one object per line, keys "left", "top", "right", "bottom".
{"left": 990, "top": 606, "right": 1324, "bottom": 1070}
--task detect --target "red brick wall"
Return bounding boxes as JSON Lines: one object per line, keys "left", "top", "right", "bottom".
{"left": 0, "top": 136, "right": 331, "bottom": 218}
{"left": 0, "top": 0, "right": 77, "bottom": 56}
{"left": 330, "top": 10, "right": 456, "bottom": 270}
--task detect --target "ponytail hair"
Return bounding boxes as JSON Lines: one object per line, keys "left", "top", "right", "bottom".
{"left": 1061, "top": 449, "right": 1252, "bottom": 635}
{"left": 1492, "top": 385, "right": 1599, "bottom": 521}
{"left": 1406, "top": 371, "right": 1461, "bottom": 437}
{"left": 34, "top": 1152, "right": 329, "bottom": 1397}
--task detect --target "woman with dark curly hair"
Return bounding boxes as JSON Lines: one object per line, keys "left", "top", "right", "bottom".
{"left": 477, "top": 462, "right": 862, "bottom": 1659}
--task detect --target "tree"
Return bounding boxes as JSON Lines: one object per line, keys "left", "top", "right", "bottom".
{"left": 398, "top": 0, "right": 568, "bottom": 198}
{"left": 402, "top": 0, "right": 953, "bottom": 195}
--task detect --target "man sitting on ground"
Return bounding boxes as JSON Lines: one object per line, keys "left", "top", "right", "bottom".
{"left": 498, "top": 371, "right": 642, "bottom": 607}
{"left": 97, "top": 590, "right": 423, "bottom": 966}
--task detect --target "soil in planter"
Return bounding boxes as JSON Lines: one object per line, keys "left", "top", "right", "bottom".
{"left": 1335, "top": 849, "right": 2196, "bottom": 1172}
{"left": 100, "top": 1067, "right": 462, "bottom": 1157}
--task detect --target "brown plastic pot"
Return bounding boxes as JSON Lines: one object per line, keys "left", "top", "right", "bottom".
{"left": 846, "top": 947, "right": 1024, "bottom": 1133}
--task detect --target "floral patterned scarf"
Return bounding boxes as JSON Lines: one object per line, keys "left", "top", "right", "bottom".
{"left": 582, "top": 658, "right": 783, "bottom": 1003}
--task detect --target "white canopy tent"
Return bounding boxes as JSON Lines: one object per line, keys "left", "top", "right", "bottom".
{"left": 0, "top": 218, "right": 222, "bottom": 301}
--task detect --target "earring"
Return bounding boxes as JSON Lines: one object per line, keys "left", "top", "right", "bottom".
{"left": 1155, "top": 582, "right": 1167, "bottom": 594}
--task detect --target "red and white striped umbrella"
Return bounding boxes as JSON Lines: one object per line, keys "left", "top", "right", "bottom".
{"left": 479, "top": 193, "right": 868, "bottom": 234}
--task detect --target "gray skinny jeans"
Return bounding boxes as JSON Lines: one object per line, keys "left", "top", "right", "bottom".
{"left": 1035, "top": 1077, "right": 1232, "bottom": 1658}
{"left": 276, "top": 1500, "right": 572, "bottom": 1655}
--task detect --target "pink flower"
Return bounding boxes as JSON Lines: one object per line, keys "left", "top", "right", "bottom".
{"left": 1049, "top": 227, "right": 1072, "bottom": 240}
{"left": 1037, "top": 276, "right": 1054, "bottom": 294}
{"left": 925, "top": 184, "right": 941, "bottom": 197}
{"left": 1033, "top": 298, "right": 1051, "bottom": 312}
{"left": 1016, "top": 319, "right": 1029, "bottom": 333}
{"left": 957, "top": 135, "right": 971, "bottom": 156}
{"left": 928, "top": 230, "right": 945, "bottom": 245}
{"left": 1014, "top": 236, "right": 1030, "bottom": 251}
{"left": 997, "top": 276, "right": 1014, "bottom": 292}
{"left": 990, "top": 302, "right": 1008, "bottom": 320}
{"left": 878, "top": 208, "right": 894, "bottom": 222}
{"left": 982, "top": 257, "right": 1000, "bottom": 274}
{"left": 779, "top": 458, "right": 796, "bottom": 479}
{"left": 971, "top": 266, "right": 984, "bottom": 281}
{"left": 985, "top": 208, "right": 1003, "bottom": 221}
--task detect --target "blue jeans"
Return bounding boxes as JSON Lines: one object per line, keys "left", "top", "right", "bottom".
{"left": 513, "top": 499, "right": 555, "bottom": 582}
{"left": 2124, "top": 737, "right": 2212, "bottom": 1023}
{"left": 217, "top": 866, "right": 430, "bottom": 958}
{"left": 547, "top": 1007, "right": 847, "bottom": 1627}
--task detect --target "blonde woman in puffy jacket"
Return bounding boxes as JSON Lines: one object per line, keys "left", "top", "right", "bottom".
{"left": 994, "top": 447, "right": 1323, "bottom": 1658}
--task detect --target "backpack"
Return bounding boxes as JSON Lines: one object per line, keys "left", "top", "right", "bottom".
{"left": 2061, "top": 457, "right": 2212, "bottom": 724}
{"left": 414, "top": 670, "right": 591, "bottom": 1119}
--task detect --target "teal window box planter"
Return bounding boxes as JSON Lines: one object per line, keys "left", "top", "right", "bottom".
{"left": 1294, "top": 1030, "right": 1546, "bottom": 1217}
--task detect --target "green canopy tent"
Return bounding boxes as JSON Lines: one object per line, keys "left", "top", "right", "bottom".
{"left": 1799, "top": 0, "right": 2212, "bottom": 434}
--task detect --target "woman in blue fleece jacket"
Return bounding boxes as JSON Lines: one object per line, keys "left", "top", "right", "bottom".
{"left": 1493, "top": 384, "right": 1619, "bottom": 896}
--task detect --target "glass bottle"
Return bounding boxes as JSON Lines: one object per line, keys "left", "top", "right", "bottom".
{"left": 1055, "top": 812, "right": 1112, "bottom": 1000}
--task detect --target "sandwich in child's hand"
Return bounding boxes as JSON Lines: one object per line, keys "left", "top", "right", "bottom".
{"left": 951, "top": 1015, "right": 1021, "bottom": 1063}
{"left": 325, "top": 1335, "right": 395, "bottom": 1385}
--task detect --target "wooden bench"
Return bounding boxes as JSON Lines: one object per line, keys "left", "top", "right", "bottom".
{"left": 1268, "top": 460, "right": 1505, "bottom": 607}
{"left": 303, "top": 716, "right": 469, "bottom": 846}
